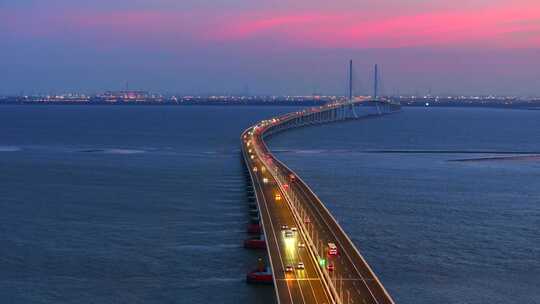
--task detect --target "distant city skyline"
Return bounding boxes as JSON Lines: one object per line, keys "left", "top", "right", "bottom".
{"left": 1, "top": 0, "right": 539, "bottom": 96}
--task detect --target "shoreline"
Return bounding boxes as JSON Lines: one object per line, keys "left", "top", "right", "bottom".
{"left": 1, "top": 102, "right": 539, "bottom": 110}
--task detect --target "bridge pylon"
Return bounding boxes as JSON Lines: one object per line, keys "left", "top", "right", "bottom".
{"left": 348, "top": 59, "right": 358, "bottom": 119}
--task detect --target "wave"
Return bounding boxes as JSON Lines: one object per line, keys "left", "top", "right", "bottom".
{"left": 221, "top": 212, "right": 246, "bottom": 217}
{"left": 212, "top": 198, "right": 244, "bottom": 203}
{"left": 271, "top": 148, "right": 295, "bottom": 153}
{"left": 186, "top": 229, "right": 245, "bottom": 235}
{"left": 77, "top": 148, "right": 146, "bottom": 154}
{"left": 105, "top": 149, "right": 146, "bottom": 154}
{"left": 174, "top": 244, "right": 240, "bottom": 252}
{"left": 366, "top": 150, "right": 540, "bottom": 154}
{"left": 0, "top": 146, "right": 21, "bottom": 152}
{"left": 201, "top": 149, "right": 240, "bottom": 155}
{"left": 199, "top": 277, "right": 242, "bottom": 283}
{"left": 186, "top": 276, "right": 244, "bottom": 288}
{"left": 449, "top": 155, "right": 540, "bottom": 162}
{"left": 191, "top": 220, "right": 246, "bottom": 227}
{"left": 273, "top": 148, "right": 540, "bottom": 156}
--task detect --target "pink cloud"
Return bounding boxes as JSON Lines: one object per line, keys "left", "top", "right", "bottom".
{"left": 1, "top": 2, "right": 539, "bottom": 50}
{"left": 213, "top": 5, "right": 540, "bottom": 49}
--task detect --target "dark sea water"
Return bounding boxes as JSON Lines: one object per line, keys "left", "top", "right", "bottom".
{"left": 1, "top": 105, "right": 539, "bottom": 304}
{"left": 268, "top": 107, "right": 540, "bottom": 304}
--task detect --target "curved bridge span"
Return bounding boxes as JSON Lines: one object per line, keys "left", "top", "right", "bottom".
{"left": 242, "top": 99, "right": 400, "bottom": 304}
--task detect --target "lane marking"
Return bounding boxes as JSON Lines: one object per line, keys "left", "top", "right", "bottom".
{"left": 254, "top": 172, "right": 295, "bottom": 303}
{"left": 262, "top": 176, "right": 308, "bottom": 304}
{"left": 274, "top": 171, "right": 335, "bottom": 304}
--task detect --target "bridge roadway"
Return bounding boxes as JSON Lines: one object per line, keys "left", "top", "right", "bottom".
{"left": 242, "top": 100, "right": 398, "bottom": 304}
{"left": 246, "top": 143, "right": 333, "bottom": 304}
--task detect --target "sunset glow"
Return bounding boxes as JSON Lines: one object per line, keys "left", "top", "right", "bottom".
{"left": 4, "top": 2, "right": 540, "bottom": 49}
{"left": 1, "top": 0, "right": 539, "bottom": 95}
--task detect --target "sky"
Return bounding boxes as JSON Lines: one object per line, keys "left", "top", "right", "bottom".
{"left": 1, "top": 0, "right": 540, "bottom": 96}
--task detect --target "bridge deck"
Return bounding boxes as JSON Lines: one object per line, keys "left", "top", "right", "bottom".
{"left": 246, "top": 151, "right": 333, "bottom": 304}
{"left": 242, "top": 100, "right": 399, "bottom": 304}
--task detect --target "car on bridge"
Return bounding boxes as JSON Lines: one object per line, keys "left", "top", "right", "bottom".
{"left": 328, "top": 243, "right": 338, "bottom": 256}
{"left": 327, "top": 263, "right": 335, "bottom": 272}
{"left": 296, "top": 262, "right": 305, "bottom": 270}
{"left": 274, "top": 193, "right": 282, "bottom": 201}
{"left": 284, "top": 230, "right": 294, "bottom": 238}
{"left": 285, "top": 265, "right": 294, "bottom": 272}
